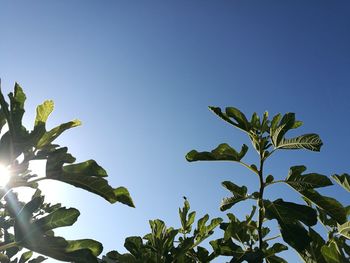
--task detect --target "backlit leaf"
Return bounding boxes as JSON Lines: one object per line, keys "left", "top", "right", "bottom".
{"left": 186, "top": 143, "right": 248, "bottom": 162}
{"left": 331, "top": 174, "right": 350, "bottom": 192}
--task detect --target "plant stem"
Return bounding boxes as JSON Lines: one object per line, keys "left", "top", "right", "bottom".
{"left": 257, "top": 156, "right": 265, "bottom": 252}
{"left": 0, "top": 241, "right": 17, "bottom": 251}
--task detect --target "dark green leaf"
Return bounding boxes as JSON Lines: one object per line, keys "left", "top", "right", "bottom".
{"left": 279, "top": 221, "right": 311, "bottom": 252}
{"left": 28, "top": 256, "right": 47, "bottom": 263}
{"left": 264, "top": 199, "right": 317, "bottom": 226}
{"left": 297, "top": 189, "right": 347, "bottom": 224}
{"left": 186, "top": 143, "right": 248, "bottom": 162}
{"left": 285, "top": 166, "right": 333, "bottom": 191}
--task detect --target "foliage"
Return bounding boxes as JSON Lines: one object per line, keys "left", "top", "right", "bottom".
{"left": 0, "top": 83, "right": 134, "bottom": 262}
{"left": 101, "top": 198, "right": 222, "bottom": 263}
{"left": 185, "top": 106, "right": 349, "bottom": 262}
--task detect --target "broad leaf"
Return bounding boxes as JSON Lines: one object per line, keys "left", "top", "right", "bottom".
{"left": 270, "top": 113, "right": 297, "bottom": 147}
{"left": 209, "top": 106, "right": 251, "bottom": 132}
{"left": 276, "top": 133, "right": 322, "bottom": 151}
{"left": 297, "top": 189, "right": 347, "bottom": 224}
{"left": 331, "top": 174, "right": 350, "bottom": 192}
{"left": 279, "top": 221, "right": 311, "bottom": 252}
{"left": 34, "top": 208, "right": 80, "bottom": 232}
{"left": 45, "top": 148, "right": 134, "bottom": 206}
{"left": 23, "top": 236, "right": 101, "bottom": 263}
{"left": 285, "top": 166, "right": 332, "bottom": 191}
{"left": 220, "top": 181, "right": 249, "bottom": 211}
{"left": 264, "top": 199, "right": 317, "bottom": 226}
{"left": 186, "top": 143, "right": 248, "bottom": 162}
{"left": 321, "top": 240, "right": 343, "bottom": 263}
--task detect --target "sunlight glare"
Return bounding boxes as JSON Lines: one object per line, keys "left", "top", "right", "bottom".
{"left": 0, "top": 164, "right": 11, "bottom": 187}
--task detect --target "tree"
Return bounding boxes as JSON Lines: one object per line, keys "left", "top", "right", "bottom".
{"left": 111, "top": 106, "right": 349, "bottom": 263}
{"left": 185, "top": 106, "right": 349, "bottom": 262}
{"left": 0, "top": 83, "right": 134, "bottom": 262}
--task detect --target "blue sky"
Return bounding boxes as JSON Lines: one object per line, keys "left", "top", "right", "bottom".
{"left": 1, "top": 1, "right": 349, "bottom": 262}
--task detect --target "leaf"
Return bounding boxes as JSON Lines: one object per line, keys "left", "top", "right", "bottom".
{"left": 114, "top": 187, "right": 135, "bottom": 207}
{"left": 270, "top": 113, "right": 297, "bottom": 147}
{"left": 220, "top": 181, "right": 249, "bottom": 210}
{"left": 66, "top": 239, "right": 103, "bottom": 257}
{"left": 62, "top": 159, "right": 107, "bottom": 177}
{"left": 331, "top": 174, "right": 350, "bottom": 192}
{"left": 186, "top": 143, "right": 248, "bottom": 162}
{"left": 264, "top": 199, "right": 317, "bottom": 226}
{"left": 208, "top": 106, "right": 251, "bottom": 133}
{"left": 34, "top": 208, "right": 80, "bottom": 232}
{"left": 28, "top": 256, "right": 47, "bottom": 263}
{"left": 276, "top": 133, "right": 323, "bottom": 151}
{"left": 285, "top": 166, "right": 333, "bottom": 191}
{"left": 35, "top": 100, "right": 54, "bottom": 126}
{"left": 225, "top": 107, "right": 251, "bottom": 132}
{"left": 298, "top": 189, "right": 347, "bottom": 224}
{"left": 19, "top": 251, "right": 33, "bottom": 263}
{"left": 45, "top": 148, "right": 134, "bottom": 206}
{"left": 22, "top": 236, "right": 101, "bottom": 263}
{"left": 264, "top": 243, "right": 288, "bottom": 261}
{"left": 279, "top": 221, "right": 311, "bottom": 252}
{"left": 338, "top": 221, "right": 350, "bottom": 239}
{"left": 15, "top": 207, "right": 80, "bottom": 243}
{"left": 265, "top": 255, "right": 288, "bottom": 263}
{"left": 9, "top": 83, "right": 26, "bottom": 131}
{"left": 37, "top": 119, "right": 81, "bottom": 148}
{"left": 321, "top": 240, "right": 343, "bottom": 263}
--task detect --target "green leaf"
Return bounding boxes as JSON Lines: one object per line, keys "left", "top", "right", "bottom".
{"left": 37, "top": 119, "right": 81, "bottom": 148}
{"left": 35, "top": 100, "right": 54, "bottom": 126}
{"left": 276, "top": 133, "right": 323, "bottom": 151}
{"left": 264, "top": 199, "right": 317, "bottom": 226}
{"left": 279, "top": 221, "right": 311, "bottom": 252}
{"left": 34, "top": 208, "right": 80, "bottom": 232}
{"left": 331, "top": 174, "right": 350, "bottom": 192}
{"left": 321, "top": 240, "right": 343, "bottom": 263}
{"left": 265, "top": 255, "right": 288, "bottom": 263}
{"left": 225, "top": 107, "right": 251, "bottom": 131}
{"left": 285, "top": 166, "right": 333, "bottom": 191}
{"left": 264, "top": 243, "right": 288, "bottom": 260}
{"left": 114, "top": 187, "right": 135, "bottom": 207}
{"left": 28, "top": 256, "right": 47, "bottom": 263}
{"left": 45, "top": 149, "right": 134, "bottom": 206}
{"left": 186, "top": 143, "right": 248, "bottom": 162}
{"left": 19, "top": 251, "right": 33, "bottom": 263}
{"left": 297, "top": 189, "right": 347, "bottom": 224}
{"left": 66, "top": 239, "right": 103, "bottom": 257}
{"left": 208, "top": 106, "right": 251, "bottom": 133}
{"left": 22, "top": 236, "right": 101, "bottom": 263}
{"left": 338, "top": 221, "right": 350, "bottom": 239}
{"left": 270, "top": 113, "right": 297, "bottom": 147}
{"left": 62, "top": 159, "right": 107, "bottom": 177}
{"left": 9, "top": 83, "right": 26, "bottom": 131}
{"left": 220, "top": 198, "right": 248, "bottom": 211}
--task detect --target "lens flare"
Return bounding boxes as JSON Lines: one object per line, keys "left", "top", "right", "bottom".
{"left": 0, "top": 164, "right": 11, "bottom": 187}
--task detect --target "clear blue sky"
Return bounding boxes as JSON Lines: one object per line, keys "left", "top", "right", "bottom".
{"left": 1, "top": 1, "right": 349, "bottom": 262}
